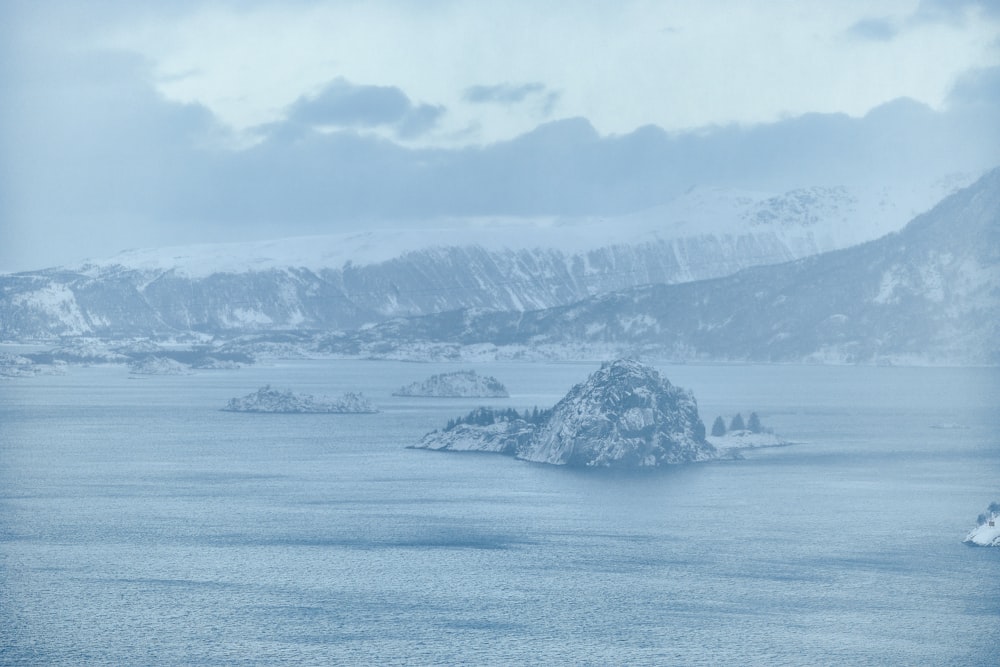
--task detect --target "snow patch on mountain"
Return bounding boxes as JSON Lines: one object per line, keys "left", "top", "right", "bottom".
{"left": 11, "top": 283, "right": 90, "bottom": 335}
{"left": 67, "top": 177, "right": 973, "bottom": 280}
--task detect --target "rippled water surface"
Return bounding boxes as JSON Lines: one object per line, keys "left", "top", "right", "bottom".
{"left": 2, "top": 361, "right": 998, "bottom": 665}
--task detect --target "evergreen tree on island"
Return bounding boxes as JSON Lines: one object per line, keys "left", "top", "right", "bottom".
{"left": 711, "top": 416, "right": 727, "bottom": 437}
{"left": 747, "top": 412, "right": 762, "bottom": 433}
{"left": 729, "top": 413, "right": 745, "bottom": 431}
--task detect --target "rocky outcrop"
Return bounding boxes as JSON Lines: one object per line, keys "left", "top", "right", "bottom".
{"left": 128, "top": 356, "right": 193, "bottom": 375}
{"left": 415, "top": 359, "right": 715, "bottom": 468}
{"left": 0, "top": 353, "right": 66, "bottom": 378}
{"left": 223, "top": 385, "right": 378, "bottom": 413}
{"left": 964, "top": 503, "right": 1000, "bottom": 547}
{"left": 393, "top": 370, "right": 509, "bottom": 398}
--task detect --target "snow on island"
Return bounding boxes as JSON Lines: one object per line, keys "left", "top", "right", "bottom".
{"left": 0, "top": 353, "right": 66, "bottom": 378}
{"left": 964, "top": 502, "right": 1000, "bottom": 547}
{"left": 706, "top": 412, "right": 790, "bottom": 450}
{"left": 223, "top": 385, "right": 378, "bottom": 414}
{"left": 393, "top": 370, "right": 509, "bottom": 398}
{"left": 128, "top": 356, "right": 193, "bottom": 376}
{"left": 412, "top": 359, "right": 716, "bottom": 468}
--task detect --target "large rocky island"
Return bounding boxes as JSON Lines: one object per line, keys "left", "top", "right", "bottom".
{"left": 413, "top": 359, "right": 716, "bottom": 468}
{"left": 393, "top": 370, "right": 509, "bottom": 398}
{"left": 223, "top": 385, "right": 378, "bottom": 413}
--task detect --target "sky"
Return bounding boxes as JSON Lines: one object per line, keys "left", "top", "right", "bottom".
{"left": 2, "top": 0, "right": 999, "bottom": 272}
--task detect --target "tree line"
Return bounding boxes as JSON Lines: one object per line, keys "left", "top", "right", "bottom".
{"left": 444, "top": 406, "right": 551, "bottom": 432}
{"left": 710, "top": 412, "right": 763, "bottom": 437}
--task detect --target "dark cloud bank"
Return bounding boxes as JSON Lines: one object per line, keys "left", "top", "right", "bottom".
{"left": 2, "top": 49, "right": 999, "bottom": 269}
{"left": 285, "top": 78, "right": 445, "bottom": 139}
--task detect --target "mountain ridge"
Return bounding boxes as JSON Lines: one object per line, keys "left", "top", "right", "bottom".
{"left": 4, "top": 180, "right": 955, "bottom": 340}
{"left": 317, "top": 168, "right": 1000, "bottom": 365}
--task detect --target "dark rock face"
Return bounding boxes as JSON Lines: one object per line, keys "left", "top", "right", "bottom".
{"left": 524, "top": 360, "right": 712, "bottom": 467}
{"left": 416, "top": 359, "right": 715, "bottom": 468}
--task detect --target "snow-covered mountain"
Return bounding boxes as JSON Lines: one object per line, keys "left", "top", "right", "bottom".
{"left": 319, "top": 168, "right": 1000, "bottom": 365}
{"left": 0, "top": 177, "right": 972, "bottom": 341}
{"left": 415, "top": 359, "right": 716, "bottom": 467}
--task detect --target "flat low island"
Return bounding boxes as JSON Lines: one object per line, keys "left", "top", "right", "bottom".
{"left": 223, "top": 385, "right": 379, "bottom": 414}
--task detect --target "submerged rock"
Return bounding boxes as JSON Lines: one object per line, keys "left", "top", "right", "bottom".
{"left": 223, "top": 385, "right": 378, "bottom": 414}
{"left": 393, "top": 370, "right": 509, "bottom": 398}
{"left": 415, "top": 359, "right": 715, "bottom": 468}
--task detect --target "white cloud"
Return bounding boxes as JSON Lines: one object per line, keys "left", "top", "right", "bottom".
{"left": 2, "top": 1, "right": 999, "bottom": 271}
{"left": 93, "top": 1, "right": 1000, "bottom": 145}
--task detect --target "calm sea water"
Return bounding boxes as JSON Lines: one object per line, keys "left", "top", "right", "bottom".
{"left": 1, "top": 360, "right": 998, "bottom": 665}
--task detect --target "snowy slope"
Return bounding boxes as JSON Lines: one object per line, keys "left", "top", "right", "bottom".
{"left": 965, "top": 522, "right": 1000, "bottom": 547}
{"left": 0, "top": 176, "right": 978, "bottom": 340}
{"left": 321, "top": 168, "right": 1000, "bottom": 365}
{"left": 964, "top": 503, "right": 1000, "bottom": 546}
{"left": 76, "top": 176, "right": 972, "bottom": 278}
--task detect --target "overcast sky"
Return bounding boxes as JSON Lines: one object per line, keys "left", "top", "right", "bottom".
{"left": 2, "top": 0, "right": 999, "bottom": 272}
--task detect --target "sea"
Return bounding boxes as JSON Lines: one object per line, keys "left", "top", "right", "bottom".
{"left": 1, "top": 359, "right": 998, "bottom": 665}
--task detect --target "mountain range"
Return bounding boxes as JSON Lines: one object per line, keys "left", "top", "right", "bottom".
{"left": 0, "top": 177, "right": 972, "bottom": 341}
{"left": 316, "top": 168, "right": 1000, "bottom": 365}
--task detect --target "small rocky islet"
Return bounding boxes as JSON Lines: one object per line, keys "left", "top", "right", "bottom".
{"left": 222, "top": 385, "right": 378, "bottom": 414}
{"left": 964, "top": 502, "right": 1000, "bottom": 547}
{"left": 393, "top": 370, "right": 509, "bottom": 398}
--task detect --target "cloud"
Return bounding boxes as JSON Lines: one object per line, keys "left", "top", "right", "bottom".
{"left": 947, "top": 65, "right": 1000, "bottom": 106}
{"left": 117, "top": 95, "right": 1000, "bottom": 227}
{"left": 464, "top": 82, "right": 548, "bottom": 105}
{"left": 3, "top": 43, "right": 1000, "bottom": 272}
{"left": 912, "top": 0, "right": 1000, "bottom": 25}
{"left": 286, "top": 78, "right": 444, "bottom": 138}
{"left": 462, "top": 82, "right": 561, "bottom": 118}
{"left": 845, "top": 17, "right": 899, "bottom": 42}
{"left": 396, "top": 103, "right": 446, "bottom": 139}
{"left": 0, "top": 46, "right": 239, "bottom": 268}
{"left": 846, "top": 1, "right": 1000, "bottom": 42}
